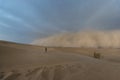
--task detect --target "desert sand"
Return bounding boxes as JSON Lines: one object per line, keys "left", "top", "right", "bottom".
{"left": 1, "top": 40, "right": 120, "bottom": 80}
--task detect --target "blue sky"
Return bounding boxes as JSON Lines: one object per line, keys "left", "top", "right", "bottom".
{"left": 0, "top": 0, "right": 120, "bottom": 43}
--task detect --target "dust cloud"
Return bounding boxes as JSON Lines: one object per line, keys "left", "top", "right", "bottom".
{"left": 32, "top": 30, "right": 120, "bottom": 48}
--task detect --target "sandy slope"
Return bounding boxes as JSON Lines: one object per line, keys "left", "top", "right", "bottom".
{"left": 1, "top": 41, "right": 120, "bottom": 80}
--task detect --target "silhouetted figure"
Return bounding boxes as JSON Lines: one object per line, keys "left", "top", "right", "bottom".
{"left": 93, "top": 52, "right": 101, "bottom": 59}
{"left": 45, "top": 47, "right": 47, "bottom": 52}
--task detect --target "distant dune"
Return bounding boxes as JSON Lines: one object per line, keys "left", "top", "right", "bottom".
{"left": 1, "top": 40, "right": 120, "bottom": 80}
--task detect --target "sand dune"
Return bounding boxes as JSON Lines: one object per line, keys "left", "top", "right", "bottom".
{"left": 1, "top": 41, "right": 120, "bottom": 80}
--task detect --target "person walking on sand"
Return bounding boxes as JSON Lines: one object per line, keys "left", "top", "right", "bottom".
{"left": 45, "top": 47, "right": 47, "bottom": 52}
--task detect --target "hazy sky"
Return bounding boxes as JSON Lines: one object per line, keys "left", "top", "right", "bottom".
{"left": 0, "top": 0, "right": 120, "bottom": 43}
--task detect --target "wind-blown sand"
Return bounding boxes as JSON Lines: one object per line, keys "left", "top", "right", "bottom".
{"left": 33, "top": 30, "right": 120, "bottom": 48}
{"left": 1, "top": 41, "right": 120, "bottom": 80}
